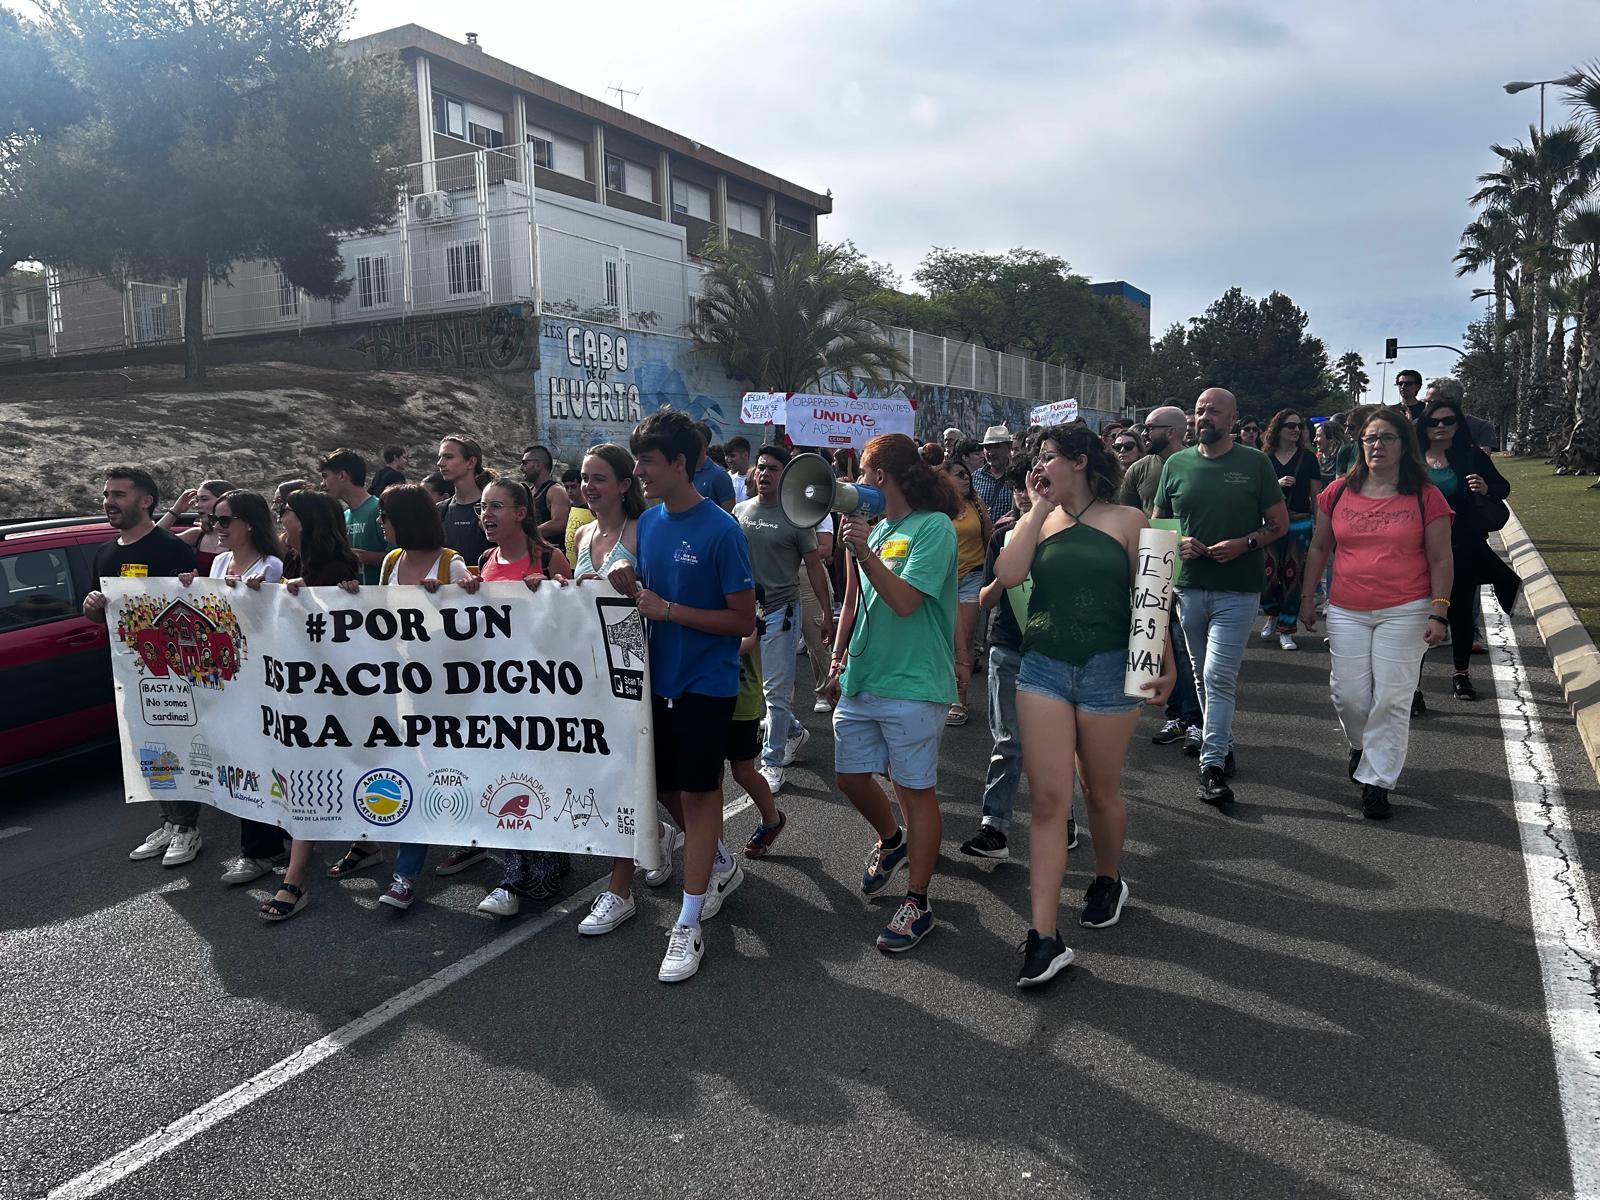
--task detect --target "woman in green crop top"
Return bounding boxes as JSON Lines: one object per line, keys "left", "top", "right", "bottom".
{"left": 995, "top": 423, "right": 1175, "bottom": 988}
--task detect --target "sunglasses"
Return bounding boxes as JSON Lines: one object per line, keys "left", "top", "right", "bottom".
{"left": 1240, "top": 426, "right": 1258, "bottom": 433}
{"left": 1281, "top": 422, "right": 1303, "bottom": 430}
{"left": 1420, "top": 416, "right": 1457, "bottom": 428}
{"left": 1113, "top": 442, "right": 1140, "bottom": 452}
{"left": 212, "top": 514, "right": 237, "bottom": 529}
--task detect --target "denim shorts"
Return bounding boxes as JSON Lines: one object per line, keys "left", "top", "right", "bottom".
{"left": 1017, "top": 648, "right": 1140, "bottom": 714}
{"left": 832, "top": 690, "right": 947, "bottom": 790}
{"left": 957, "top": 568, "right": 983, "bottom": 604}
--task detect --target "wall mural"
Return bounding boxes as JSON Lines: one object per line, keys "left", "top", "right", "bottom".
{"left": 350, "top": 305, "right": 535, "bottom": 371}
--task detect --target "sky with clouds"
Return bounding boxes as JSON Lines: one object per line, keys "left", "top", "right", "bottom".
{"left": 353, "top": 1, "right": 1593, "bottom": 388}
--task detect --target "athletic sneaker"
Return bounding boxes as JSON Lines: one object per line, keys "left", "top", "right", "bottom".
{"left": 1411, "top": 690, "right": 1427, "bottom": 718}
{"left": 1017, "top": 929, "right": 1074, "bottom": 988}
{"left": 1259, "top": 617, "right": 1276, "bottom": 641}
{"left": 743, "top": 810, "right": 787, "bottom": 858}
{"left": 813, "top": 698, "right": 834, "bottom": 714}
{"left": 861, "top": 836, "right": 909, "bottom": 896}
{"left": 1151, "top": 718, "right": 1187, "bottom": 745}
{"left": 876, "top": 898, "right": 934, "bottom": 953}
{"left": 1183, "top": 726, "right": 1203, "bottom": 757}
{"left": 578, "top": 889, "right": 636, "bottom": 936}
{"left": 1278, "top": 633, "right": 1298, "bottom": 652}
{"left": 130, "top": 822, "right": 177, "bottom": 861}
{"left": 435, "top": 847, "right": 488, "bottom": 876}
{"left": 220, "top": 856, "right": 274, "bottom": 885}
{"left": 758, "top": 764, "right": 785, "bottom": 794}
{"left": 1361, "top": 784, "right": 1392, "bottom": 820}
{"left": 378, "top": 874, "right": 415, "bottom": 910}
{"left": 639, "top": 821, "right": 681, "bottom": 887}
{"left": 959, "top": 825, "right": 1009, "bottom": 860}
{"left": 1197, "top": 766, "right": 1234, "bottom": 807}
{"left": 658, "top": 924, "right": 704, "bottom": 983}
{"left": 701, "top": 860, "right": 745, "bottom": 920}
{"left": 1080, "top": 875, "right": 1130, "bottom": 928}
{"left": 162, "top": 827, "right": 202, "bottom": 867}
{"left": 477, "top": 887, "right": 520, "bottom": 917}
{"left": 781, "top": 725, "right": 811, "bottom": 766}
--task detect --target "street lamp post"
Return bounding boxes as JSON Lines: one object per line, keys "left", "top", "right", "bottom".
{"left": 1504, "top": 74, "right": 1584, "bottom": 133}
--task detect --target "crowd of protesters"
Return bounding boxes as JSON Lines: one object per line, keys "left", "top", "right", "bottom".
{"left": 81, "top": 368, "right": 1516, "bottom": 988}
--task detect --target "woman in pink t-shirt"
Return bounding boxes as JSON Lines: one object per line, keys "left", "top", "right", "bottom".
{"left": 1299, "top": 408, "right": 1454, "bottom": 819}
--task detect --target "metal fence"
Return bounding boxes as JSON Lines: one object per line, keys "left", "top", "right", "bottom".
{"left": 0, "top": 144, "right": 1126, "bottom": 413}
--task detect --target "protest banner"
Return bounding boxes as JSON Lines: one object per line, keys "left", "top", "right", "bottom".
{"left": 740, "top": 391, "right": 786, "bottom": 423}
{"left": 783, "top": 393, "right": 915, "bottom": 450}
{"left": 105, "top": 578, "right": 661, "bottom": 864}
{"left": 1029, "top": 397, "right": 1080, "bottom": 426}
{"left": 1125, "top": 527, "right": 1179, "bottom": 699}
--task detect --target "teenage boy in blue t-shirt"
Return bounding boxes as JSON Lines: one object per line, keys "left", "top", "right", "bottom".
{"left": 588, "top": 411, "right": 756, "bottom": 983}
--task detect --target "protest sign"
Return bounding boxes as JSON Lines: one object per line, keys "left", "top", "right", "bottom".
{"left": 1029, "top": 397, "right": 1080, "bottom": 426}
{"left": 105, "top": 578, "right": 661, "bottom": 863}
{"left": 783, "top": 393, "right": 915, "bottom": 449}
{"left": 1125, "top": 527, "right": 1179, "bottom": 699}
{"left": 740, "top": 391, "right": 786, "bottom": 423}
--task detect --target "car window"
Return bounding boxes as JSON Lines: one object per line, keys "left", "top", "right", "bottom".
{"left": 0, "top": 547, "right": 78, "bottom": 630}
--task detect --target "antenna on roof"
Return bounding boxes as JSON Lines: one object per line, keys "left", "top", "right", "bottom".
{"left": 607, "top": 84, "right": 641, "bottom": 112}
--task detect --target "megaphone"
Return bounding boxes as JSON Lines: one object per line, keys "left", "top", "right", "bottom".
{"left": 778, "top": 452, "right": 886, "bottom": 529}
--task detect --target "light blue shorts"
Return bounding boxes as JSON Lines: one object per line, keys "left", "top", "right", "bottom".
{"left": 832, "top": 690, "right": 947, "bottom": 790}
{"left": 1017, "top": 648, "right": 1141, "bottom": 715}
{"left": 957, "top": 569, "right": 983, "bottom": 604}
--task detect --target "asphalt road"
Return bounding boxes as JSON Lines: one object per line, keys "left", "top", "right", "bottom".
{"left": 4, "top": 587, "right": 1599, "bottom": 1200}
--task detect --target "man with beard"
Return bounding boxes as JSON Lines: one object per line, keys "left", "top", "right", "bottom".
{"left": 82, "top": 466, "right": 203, "bottom": 866}
{"left": 1153, "top": 388, "right": 1289, "bottom": 806}
{"left": 972, "top": 426, "right": 1015, "bottom": 524}
{"left": 519, "top": 445, "right": 571, "bottom": 544}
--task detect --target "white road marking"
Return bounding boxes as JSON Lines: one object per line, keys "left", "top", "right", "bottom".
{"left": 49, "top": 797, "right": 756, "bottom": 1200}
{"left": 1490, "top": 590, "right": 1600, "bottom": 1198}
{"left": 0, "top": 826, "right": 30, "bottom": 841}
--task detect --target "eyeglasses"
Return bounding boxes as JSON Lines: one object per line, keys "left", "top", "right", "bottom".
{"left": 212, "top": 514, "right": 237, "bottom": 529}
{"left": 1113, "top": 442, "right": 1140, "bottom": 452}
{"left": 1280, "top": 423, "right": 1303, "bottom": 430}
{"left": 1420, "top": 416, "right": 1457, "bottom": 428}
{"left": 1361, "top": 434, "right": 1400, "bottom": 447}
{"left": 1397, "top": 380, "right": 1421, "bottom": 388}
{"left": 1239, "top": 426, "right": 1259, "bottom": 433}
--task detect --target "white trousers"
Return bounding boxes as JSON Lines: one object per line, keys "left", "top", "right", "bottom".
{"left": 1326, "top": 599, "right": 1431, "bottom": 789}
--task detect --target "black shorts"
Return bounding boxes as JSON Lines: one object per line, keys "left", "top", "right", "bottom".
{"left": 726, "top": 718, "right": 761, "bottom": 765}
{"left": 652, "top": 692, "right": 737, "bottom": 794}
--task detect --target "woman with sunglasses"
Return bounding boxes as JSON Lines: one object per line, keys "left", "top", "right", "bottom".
{"left": 158, "top": 478, "right": 236, "bottom": 576}
{"left": 1111, "top": 432, "right": 1145, "bottom": 473}
{"left": 944, "top": 459, "right": 993, "bottom": 727}
{"left": 1235, "top": 421, "right": 1262, "bottom": 449}
{"left": 1416, "top": 396, "right": 1517, "bottom": 702}
{"left": 1258, "top": 408, "right": 1322, "bottom": 651}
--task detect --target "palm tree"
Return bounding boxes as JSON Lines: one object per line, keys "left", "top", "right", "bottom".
{"left": 1335, "top": 350, "right": 1369, "bottom": 401}
{"left": 693, "top": 237, "right": 909, "bottom": 394}
{"left": 1454, "top": 207, "right": 1521, "bottom": 351}
{"left": 1560, "top": 206, "right": 1600, "bottom": 473}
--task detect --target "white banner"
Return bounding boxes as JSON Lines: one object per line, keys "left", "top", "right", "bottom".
{"left": 1029, "top": 397, "right": 1079, "bottom": 426}
{"left": 1125, "top": 527, "right": 1178, "bottom": 699}
{"left": 740, "top": 390, "right": 786, "bottom": 423}
{"left": 783, "top": 393, "right": 915, "bottom": 449}
{"left": 105, "top": 578, "right": 660, "bottom": 863}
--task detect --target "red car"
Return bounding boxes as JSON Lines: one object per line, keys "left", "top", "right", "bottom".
{"left": 0, "top": 517, "right": 121, "bottom": 774}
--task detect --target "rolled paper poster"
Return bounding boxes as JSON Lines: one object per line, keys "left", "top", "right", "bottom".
{"left": 1124, "top": 526, "right": 1179, "bottom": 699}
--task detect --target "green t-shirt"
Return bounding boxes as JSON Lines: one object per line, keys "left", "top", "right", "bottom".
{"left": 734, "top": 642, "right": 764, "bottom": 722}
{"left": 841, "top": 509, "right": 957, "bottom": 705}
{"left": 1334, "top": 442, "right": 1358, "bottom": 476}
{"left": 1152, "top": 444, "right": 1285, "bottom": 593}
{"left": 345, "top": 493, "right": 389, "bottom": 586}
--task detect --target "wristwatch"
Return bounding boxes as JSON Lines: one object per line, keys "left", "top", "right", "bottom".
{"left": 1246, "top": 535, "right": 1259, "bottom": 550}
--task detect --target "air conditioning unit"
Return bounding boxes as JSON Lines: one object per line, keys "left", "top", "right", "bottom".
{"left": 409, "top": 191, "right": 454, "bottom": 222}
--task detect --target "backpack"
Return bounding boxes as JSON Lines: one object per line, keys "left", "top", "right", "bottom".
{"left": 380, "top": 546, "right": 459, "bottom": 584}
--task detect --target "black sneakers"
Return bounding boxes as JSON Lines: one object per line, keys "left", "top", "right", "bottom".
{"left": 1017, "top": 929, "right": 1074, "bottom": 988}
{"left": 1361, "top": 784, "right": 1392, "bottom": 820}
{"left": 1411, "top": 690, "right": 1427, "bottom": 718}
{"left": 1347, "top": 748, "right": 1362, "bottom": 782}
{"left": 1080, "top": 876, "right": 1129, "bottom": 928}
{"left": 1198, "top": 765, "right": 1234, "bottom": 806}
{"left": 959, "top": 825, "right": 1009, "bottom": 860}
{"left": 1453, "top": 673, "right": 1478, "bottom": 701}
{"left": 1151, "top": 719, "right": 1187, "bottom": 745}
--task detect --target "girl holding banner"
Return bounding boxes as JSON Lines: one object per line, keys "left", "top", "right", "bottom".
{"left": 994, "top": 424, "right": 1175, "bottom": 989}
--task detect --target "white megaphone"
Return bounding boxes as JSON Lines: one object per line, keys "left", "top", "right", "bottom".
{"left": 777, "top": 452, "right": 887, "bottom": 529}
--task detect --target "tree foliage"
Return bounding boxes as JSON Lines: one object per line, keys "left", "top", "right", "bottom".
{"left": 692, "top": 237, "right": 909, "bottom": 394}
{"left": 0, "top": 0, "right": 412, "bottom": 378}
{"left": 1182, "top": 287, "right": 1339, "bottom": 418}
{"left": 1335, "top": 350, "right": 1370, "bottom": 401}
{"left": 1127, "top": 322, "right": 1199, "bottom": 410}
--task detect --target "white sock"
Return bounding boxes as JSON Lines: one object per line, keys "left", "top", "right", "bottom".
{"left": 678, "top": 891, "right": 706, "bottom": 929}
{"left": 714, "top": 840, "right": 733, "bottom": 872}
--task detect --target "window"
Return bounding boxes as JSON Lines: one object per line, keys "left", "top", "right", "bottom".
{"left": 602, "top": 257, "right": 633, "bottom": 311}
{"left": 431, "top": 92, "right": 466, "bottom": 139}
{"left": 671, "top": 178, "right": 711, "bottom": 220}
{"left": 775, "top": 212, "right": 808, "bottom": 234}
{"left": 605, "top": 153, "right": 626, "bottom": 193}
{"left": 0, "top": 547, "right": 75, "bottom": 629}
{"left": 356, "top": 254, "right": 391, "bottom": 310}
{"left": 275, "top": 271, "right": 298, "bottom": 318}
{"left": 446, "top": 240, "right": 483, "bottom": 297}
{"left": 528, "top": 126, "right": 586, "bottom": 177}
{"left": 605, "top": 153, "right": 653, "bottom": 200}
{"left": 727, "top": 197, "right": 763, "bottom": 237}
{"left": 528, "top": 135, "right": 553, "bottom": 169}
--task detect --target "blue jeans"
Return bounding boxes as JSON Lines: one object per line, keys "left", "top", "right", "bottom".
{"left": 1166, "top": 611, "right": 1202, "bottom": 726}
{"left": 760, "top": 603, "right": 804, "bottom": 767}
{"left": 1175, "top": 588, "right": 1258, "bottom": 770}
{"left": 394, "top": 843, "right": 428, "bottom": 878}
{"left": 980, "top": 644, "right": 1023, "bottom": 828}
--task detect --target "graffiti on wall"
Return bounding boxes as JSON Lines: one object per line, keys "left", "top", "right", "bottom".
{"left": 350, "top": 306, "right": 535, "bottom": 371}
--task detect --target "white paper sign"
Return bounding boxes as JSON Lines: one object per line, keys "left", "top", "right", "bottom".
{"left": 1124, "top": 527, "right": 1178, "bottom": 699}
{"left": 106, "top": 579, "right": 660, "bottom": 862}
{"left": 783, "top": 393, "right": 916, "bottom": 450}
{"left": 1029, "top": 397, "right": 1080, "bottom": 426}
{"left": 740, "top": 391, "right": 786, "bottom": 423}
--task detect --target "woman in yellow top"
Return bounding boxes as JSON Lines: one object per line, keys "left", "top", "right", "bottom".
{"left": 944, "top": 459, "right": 993, "bottom": 726}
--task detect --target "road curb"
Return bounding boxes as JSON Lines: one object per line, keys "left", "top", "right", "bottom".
{"left": 1500, "top": 506, "right": 1600, "bottom": 786}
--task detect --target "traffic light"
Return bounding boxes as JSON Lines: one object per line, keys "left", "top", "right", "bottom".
{"left": 1384, "top": 337, "right": 1398, "bottom": 360}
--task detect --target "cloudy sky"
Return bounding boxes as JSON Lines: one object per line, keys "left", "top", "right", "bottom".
{"left": 361, "top": 1, "right": 1593, "bottom": 389}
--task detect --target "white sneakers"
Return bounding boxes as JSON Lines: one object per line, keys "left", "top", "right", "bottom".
{"left": 782, "top": 725, "right": 811, "bottom": 766}
{"left": 701, "top": 860, "right": 744, "bottom": 921}
{"left": 579, "top": 889, "right": 637, "bottom": 935}
{"left": 220, "top": 856, "right": 273, "bottom": 885}
{"left": 162, "top": 827, "right": 202, "bottom": 867}
{"left": 658, "top": 924, "right": 704, "bottom": 983}
{"left": 1278, "top": 633, "right": 1298, "bottom": 652}
{"left": 813, "top": 697, "right": 833, "bottom": 714}
{"left": 1259, "top": 618, "right": 1276, "bottom": 642}
{"left": 758, "top": 764, "right": 785, "bottom": 794}
{"left": 478, "top": 887, "right": 521, "bottom": 917}
{"left": 638, "top": 821, "right": 680, "bottom": 888}
{"left": 129, "top": 823, "right": 176, "bottom": 861}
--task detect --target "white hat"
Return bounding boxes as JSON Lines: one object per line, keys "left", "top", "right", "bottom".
{"left": 981, "top": 424, "right": 1012, "bottom": 445}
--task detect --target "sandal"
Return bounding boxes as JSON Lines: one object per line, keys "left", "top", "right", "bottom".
{"left": 327, "top": 844, "right": 383, "bottom": 878}
{"left": 946, "top": 704, "right": 969, "bottom": 727}
{"left": 259, "top": 881, "right": 308, "bottom": 922}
